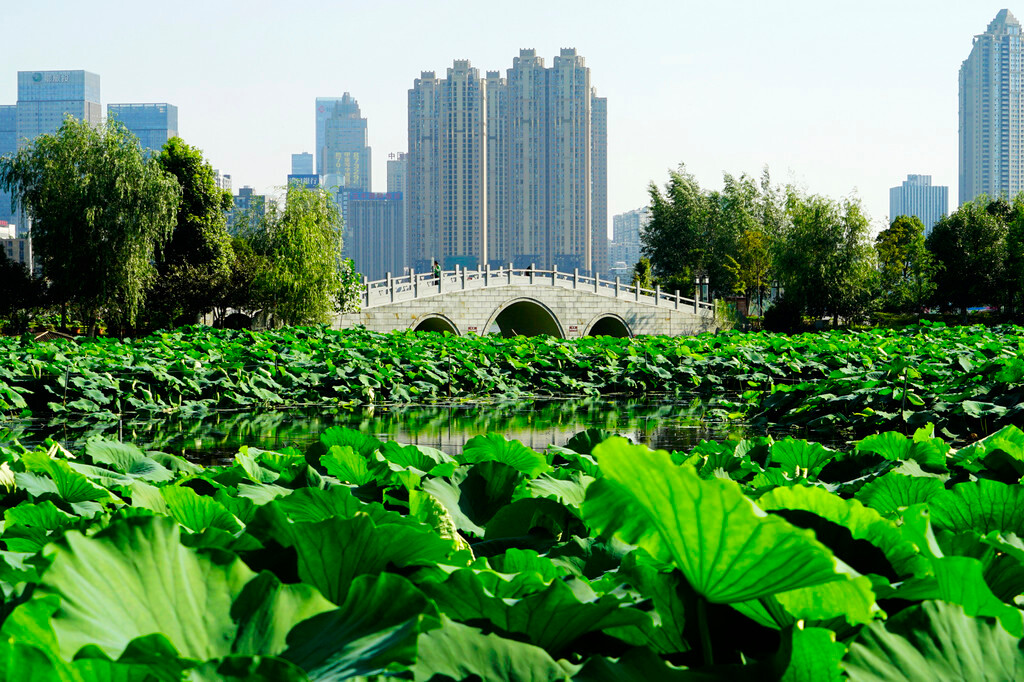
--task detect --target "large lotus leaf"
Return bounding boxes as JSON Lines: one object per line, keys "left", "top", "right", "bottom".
{"left": 757, "top": 484, "right": 927, "bottom": 580}
{"left": 231, "top": 572, "right": 335, "bottom": 657}
{"left": 854, "top": 472, "right": 945, "bottom": 519}
{"left": 16, "top": 451, "right": 118, "bottom": 511}
{"left": 282, "top": 573, "right": 435, "bottom": 680}
{"left": 2, "top": 501, "right": 78, "bottom": 553}
{"left": 768, "top": 439, "right": 837, "bottom": 478}
{"left": 380, "top": 442, "right": 456, "bottom": 477}
{"left": 16, "top": 516, "right": 255, "bottom": 661}
{"left": 929, "top": 478, "right": 1024, "bottom": 536}
{"left": 938, "top": 531, "right": 1024, "bottom": 603}
{"left": 422, "top": 462, "right": 522, "bottom": 537}
{"left": 319, "top": 427, "right": 382, "bottom": 459}
{"left": 159, "top": 486, "right": 244, "bottom": 535}
{"left": 484, "top": 497, "right": 584, "bottom": 541}
{"left": 233, "top": 448, "right": 281, "bottom": 485}
{"left": 954, "top": 425, "right": 1024, "bottom": 477}
{"left": 462, "top": 433, "right": 551, "bottom": 477}
{"left": 487, "top": 548, "right": 570, "bottom": 584}
{"left": 418, "top": 568, "right": 647, "bottom": 654}
{"left": 603, "top": 553, "right": 688, "bottom": 654}
{"left": 71, "top": 633, "right": 203, "bottom": 681}
{"left": 733, "top": 572, "right": 878, "bottom": 629}
{"left": 320, "top": 446, "right": 377, "bottom": 486}
{"left": 269, "top": 512, "right": 462, "bottom": 604}
{"left": 892, "top": 556, "right": 1024, "bottom": 637}
{"left": 0, "top": 638, "right": 56, "bottom": 681}
{"left": 187, "top": 655, "right": 309, "bottom": 682}
{"left": 855, "top": 430, "right": 948, "bottom": 471}
{"left": 517, "top": 471, "right": 593, "bottom": 510}
{"left": 408, "top": 490, "right": 472, "bottom": 553}
{"left": 83, "top": 439, "right": 174, "bottom": 483}
{"left": 563, "top": 428, "right": 615, "bottom": 455}
{"left": 845, "top": 600, "right": 1024, "bottom": 681}
{"left": 411, "top": 617, "right": 575, "bottom": 682}
{"left": 584, "top": 438, "right": 842, "bottom": 603}
{"left": 261, "top": 484, "right": 407, "bottom": 528}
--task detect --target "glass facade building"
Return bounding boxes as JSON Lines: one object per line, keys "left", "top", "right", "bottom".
{"left": 0, "top": 105, "right": 16, "bottom": 227}
{"left": 889, "top": 174, "right": 948, "bottom": 235}
{"left": 107, "top": 103, "right": 178, "bottom": 152}
{"left": 315, "top": 94, "right": 371, "bottom": 192}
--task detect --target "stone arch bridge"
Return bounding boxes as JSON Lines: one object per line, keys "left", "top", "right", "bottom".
{"left": 335, "top": 265, "right": 717, "bottom": 338}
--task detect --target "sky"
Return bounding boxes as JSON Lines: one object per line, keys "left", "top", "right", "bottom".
{"left": 0, "top": 0, "right": 1007, "bottom": 234}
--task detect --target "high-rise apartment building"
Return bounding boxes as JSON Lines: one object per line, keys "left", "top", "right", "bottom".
{"left": 610, "top": 207, "right": 650, "bottom": 273}
{"left": 346, "top": 191, "right": 405, "bottom": 281}
{"left": 889, "top": 174, "right": 948, "bottom": 234}
{"left": 291, "top": 152, "right": 313, "bottom": 176}
{"left": 107, "top": 103, "right": 178, "bottom": 151}
{"left": 959, "top": 10, "right": 1024, "bottom": 205}
{"left": 386, "top": 152, "right": 408, "bottom": 194}
{"left": 316, "top": 94, "right": 371, "bottom": 192}
{"left": 407, "top": 50, "right": 607, "bottom": 274}
{"left": 408, "top": 62, "right": 487, "bottom": 270}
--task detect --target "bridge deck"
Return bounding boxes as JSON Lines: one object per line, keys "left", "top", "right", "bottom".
{"left": 362, "top": 266, "right": 715, "bottom": 314}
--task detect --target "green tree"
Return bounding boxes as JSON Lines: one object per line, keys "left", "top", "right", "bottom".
{"left": 774, "top": 192, "right": 875, "bottom": 325}
{"left": 146, "top": 138, "right": 234, "bottom": 328}
{"left": 242, "top": 183, "right": 344, "bottom": 326}
{"left": 1007, "top": 199, "right": 1024, "bottom": 314}
{"left": 875, "top": 215, "right": 935, "bottom": 314}
{"left": 631, "top": 257, "right": 653, "bottom": 289}
{"left": 926, "top": 198, "right": 1007, "bottom": 318}
{"left": 0, "top": 249, "right": 42, "bottom": 333}
{"left": 0, "top": 116, "right": 180, "bottom": 334}
{"left": 725, "top": 227, "right": 773, "bottom": 314}
{"left": 643, "top": 165, "right": 709, "bottom": 292}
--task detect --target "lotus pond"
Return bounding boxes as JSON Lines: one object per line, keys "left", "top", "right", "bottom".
{"left": 0, "top": 322, "right": 1022, "bottom": 680}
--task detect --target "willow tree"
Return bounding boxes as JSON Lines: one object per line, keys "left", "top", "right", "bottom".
{"left": 0, "top": 116, "right": 180, "bottom": 333}
{"left": 242, "top": 183, "right": 345, "bottom": 326}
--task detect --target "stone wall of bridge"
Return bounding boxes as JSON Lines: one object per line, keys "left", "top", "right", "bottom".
{"left": 334, "top": 285, "right": 717, "bottom": 337}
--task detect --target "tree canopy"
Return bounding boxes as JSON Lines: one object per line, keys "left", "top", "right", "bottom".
{"left": 0, "top": 116, "right": 180, "bottom": 332}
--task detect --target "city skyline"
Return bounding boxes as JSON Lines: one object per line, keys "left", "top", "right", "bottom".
{"left": 0, "top": 1, "right": 1011, "bottom": 233}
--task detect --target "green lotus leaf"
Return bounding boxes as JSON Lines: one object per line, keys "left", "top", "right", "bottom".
{"left": 159, "top": 485, "right": 244, "bottom": 535}
{"left": 83, "top": 439, "right": 174, "bottom": 483}
{"left": 462, "top": 433, "right": 551, "bottom": 477}
{"left": 584, "top": 438, "right": 842, "bottom": 603}
{"left": 320, "top": 445, "right": 377, "bottom": 486}
{"left": 854, "top": 472, "right": 945, "bottom": 519}
{"left": 411, "top": 616, "right": 575, "bottom": 682}
{"left": 845, "top": 600, "right": 1024, "bottom": 681}
{"left": 855, "top": 430, "right": 948, "bottom": 472}
{"left": 0, "top": 637, "right": 57, "bottom": 681}
{"left": 768, "top": 438, "right": 837, "bottom": 478}
{"left": 187, "top": 655, "right": 310, "bottom": 682}
{"left": 319, "top": 427, "right": 382, "bottom": 459}
{"left": 422, "top": 462, "right": 522, "bottom": 537}
{"left": 11, "top": 516, "right": 254, "bottom": 662}
{"left": 418, "top": 567, "right": 647, "bottom": 654}
{"left": 16, "top": 451, "right": 119, "bottom": 512}
{"left": 929, "top": 479, "right": 1024, "bottom": 536}
{"left": 282, "top": 573, "right": 436, "bottom": 680}
{"left": 892, "top": 556, "right": 1024, "bottom": 637}
{"left": 758, "top": 484, "right": 927, "bottom": 579}
{"left": 380, "top": 441, "right": 456, "bottom": 477}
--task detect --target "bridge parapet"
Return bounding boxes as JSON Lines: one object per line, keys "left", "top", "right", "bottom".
{"left": 363, "top": 264, "right": 715, "bottom": 314}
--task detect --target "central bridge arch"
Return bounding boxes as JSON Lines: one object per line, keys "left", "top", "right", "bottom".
{"left": 487, "top": 298, "right": 564, "bottom": 338}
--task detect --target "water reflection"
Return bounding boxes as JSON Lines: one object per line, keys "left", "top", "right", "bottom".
{"left": 2, "top": 397, "right": 750, "bottom": 460}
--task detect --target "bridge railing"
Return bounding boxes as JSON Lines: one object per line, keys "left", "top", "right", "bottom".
{"left": 362, "top": 264, "right": 716, "bottom": 314}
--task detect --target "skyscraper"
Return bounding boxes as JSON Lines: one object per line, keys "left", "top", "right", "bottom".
{"left": 889, "top": 174, "right": 948, "bottom": 234}
{"left": 15, "top": 70, "right": 101, "bottom": 234}
{"left": 291, "top": 152, "right": 313, "bottom": 175}
{"left": 107, "top": 103, "right": 178, "bottom": 152}
{"left": 407, "top": 62, "right": 487, "bottom": 270}
{"left": 346, "top": 191, "right": 405, "bottom": 281}
{"left": 407, "top": 50, "right": 607, "bottom": 274}
{"left": 316, "top": 93, "right": 371, "bottom": 192}
{"left": 959, "top": 10, "right": 1024, "bottom": 205}
{"left": 610, "top": 207, "right": 650, "bottom": 273}
{"left": 0, "top": 106, "right": 16, "bottom": 228}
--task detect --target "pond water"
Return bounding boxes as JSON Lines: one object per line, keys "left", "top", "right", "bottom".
{"left": 2, "top": 397, "right": 754, "bottom": 461}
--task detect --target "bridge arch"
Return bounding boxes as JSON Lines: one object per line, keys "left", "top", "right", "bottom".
{"left": 584, "top": 314, "right": 632, "bottom": 338}
{"left": 412, "top": 314, "right": 460, "bottom": 335}
{"left": 486, "top": 298, "right": 564, "bottom": 338}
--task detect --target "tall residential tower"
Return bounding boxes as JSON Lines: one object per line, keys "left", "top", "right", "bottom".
{"left": 959, "top": 10, "right": 1024, "bottom": 205}
{"left": 889, "top": 174, "right": 948, "bottom": 234}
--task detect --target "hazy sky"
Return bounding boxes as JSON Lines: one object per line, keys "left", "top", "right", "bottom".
{"left": 1, "top": 1, "right": 1007, "bottom": 234}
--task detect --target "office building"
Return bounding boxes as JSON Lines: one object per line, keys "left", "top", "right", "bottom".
{"left": 959, "top": 10, "right": 1024, "bottom": 205}
{"left": 13, "top": 70, "right": 101, "bottom": 235}
{"left": 107, "top": 103, "right": 178, "bottom": 152}
{"left": 316, "top": 93, "right": 371, "bottom": 192}
{"left": 386, "top": 152, "right": 407, "bottom": 194}
{"left": 291, "top": 152, "right": 313, "bottom": 176}
{"left": 346, "top": 191, "right": 405, "bottom": 281}
{"left": 609, "top": 207, "right": 650, "bottom": 273}
{"left": 0, "top": 106, "right": 16, "bottom": 228}
{"left": 407, "top": 49, "right": 607, "bottom": 274}
{"left": 213, "top": 170, "right": 232, "bottom": 192}
{"left": 889, "top": 175, "right": 948, "bottom": 234}
{"left": 228, "top": 186, "right": 266, "bottom": 233}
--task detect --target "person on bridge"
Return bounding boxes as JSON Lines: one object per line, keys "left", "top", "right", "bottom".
{"left": 432, "top": 260, "right": 441, "bottom": 283}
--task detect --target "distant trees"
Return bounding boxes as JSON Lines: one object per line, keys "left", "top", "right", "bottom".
{"left": 146, "top": 138, "right": 234, "bottom": 327}
{"left": 0, "top": 116, "right": 180, "bottom": 334}
{"left": 874, "top": 215, "right": 934, "bottom": 314}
